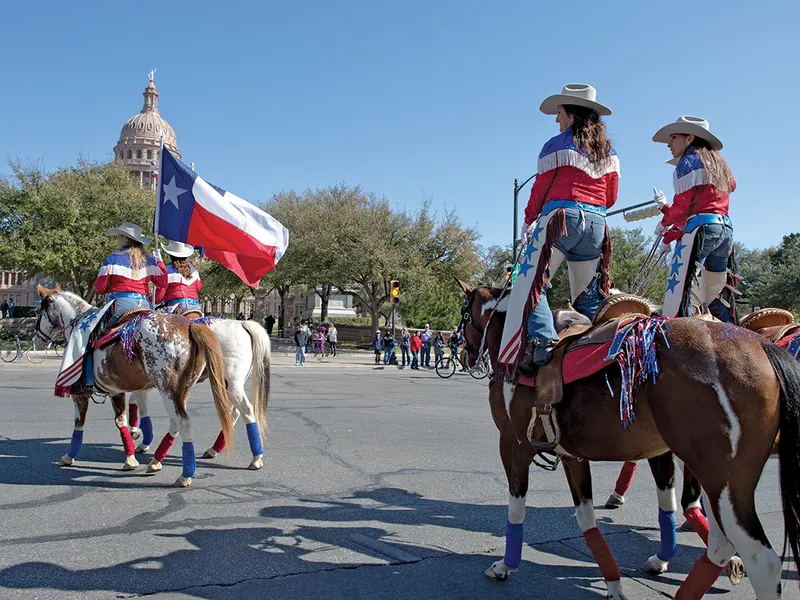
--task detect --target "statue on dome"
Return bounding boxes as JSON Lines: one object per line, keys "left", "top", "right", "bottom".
{"left": 148, "top": 68, "right": 157, "bottom": 82}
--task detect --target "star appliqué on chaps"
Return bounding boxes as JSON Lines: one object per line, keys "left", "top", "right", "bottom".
{"left": 670, "top": 259, "right": 683, "bottom": 277}
{"left": 525, "top": 244, "right": 537, "bottom": 260}
{"left": 518, "top": 261, "right": 533, "bottom": 277}
{"left": 674, "top": 240, "right": 687, "bottom": 258}
{"left": 666, "top": 275, "right": 680, "bottom": 293}
{"left": 531, "top": 224, "right": 544, "bottom": 242}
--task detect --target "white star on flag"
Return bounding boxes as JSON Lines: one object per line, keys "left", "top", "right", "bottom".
{"left": 162, "top": 175, "right": 187, "bottom": 209}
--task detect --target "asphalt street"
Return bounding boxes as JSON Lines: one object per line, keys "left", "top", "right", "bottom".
{"left": 0, "top": 352, "right": 797, "bottom": 599}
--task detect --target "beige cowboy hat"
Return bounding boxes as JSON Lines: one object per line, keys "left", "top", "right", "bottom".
{"left": 539, "top": 83, "right": 612, "bottom": 117}
{"left": 161, "top": 240, "right": 195, "bottom": 258}
{"left": 653, "top": 116, "right": 723, "bottom": 151}
{"left": 107, "top": 222, "right": 150, "bottom": 245}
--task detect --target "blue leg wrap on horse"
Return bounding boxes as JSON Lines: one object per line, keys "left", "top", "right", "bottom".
{"left": 701, "top": 496, "right": 706, "bottom": 516}
{"left": 181, "top": 442, "right": 196, "bottom": 478}
{"left": 246, "top": 422, "right": 263, "bottom": 456}
{"left": 67, "top": 429, "right": 84, "bottom": 458}
{"left": 503, "top": 521, "right": 524, "bottom": 569}
{"left": 140, "top": 416, "right": 154, "bottom": 446}
{"left": 656, "top": 508, "right": 677, "bottom": 561}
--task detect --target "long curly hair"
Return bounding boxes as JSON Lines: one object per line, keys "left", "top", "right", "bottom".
{"left": 120, "top": 239, "right": 147, "bottom": 273}
{"left": 171, "top": 256, "right": 196, "bottom": 279}
{"left": 691, "top": 137, "right": 734, "bottom": 193}
{"left": 564, "top": 105, "right": 614, "bottom": 164}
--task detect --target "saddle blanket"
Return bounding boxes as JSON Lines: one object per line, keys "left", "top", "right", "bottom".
{"left": 776, "top": 330, "right": 800, "bottom": 360}
{"left": 562, "top": 339, "right": 616, "bottom": 384}
{"left": 54, "top": 301, "right": 113, "bottom": 397}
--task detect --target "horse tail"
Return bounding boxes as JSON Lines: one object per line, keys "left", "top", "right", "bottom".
{"left": 764, "top": 343, "right": 800, "bottom": 574}
{"left": 240, "top": 320, "right": 271, "bottom": 442}
{"left": 189, "top": 322, "right": 234, "bottom": 458}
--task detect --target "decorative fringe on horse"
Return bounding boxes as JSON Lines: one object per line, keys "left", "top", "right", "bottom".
{"left": 604, "top": 316, "right": 670, "bottom": 428}
{"left": 192, "top": 316, "right": 219, "bottom": 327}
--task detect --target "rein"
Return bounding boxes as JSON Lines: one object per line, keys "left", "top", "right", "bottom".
{"left": 36, "top": 299, "right": 94, "bottom": 346}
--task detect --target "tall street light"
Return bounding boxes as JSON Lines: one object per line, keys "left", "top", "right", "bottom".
{"left": 513, "top": 174, "right": 535, "bottom": 261}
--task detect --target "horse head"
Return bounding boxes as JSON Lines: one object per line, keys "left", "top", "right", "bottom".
{"left": 35, "top": 284, "right": 91, "bottom": 341}
{"left": 456, "top": 279, "right": 507, "bottom": 367}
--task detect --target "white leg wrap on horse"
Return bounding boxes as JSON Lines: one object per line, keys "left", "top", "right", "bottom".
{"left": 643, "top": 554, "right": 669, "bottom": 574}
{"left": 656, "top": 486, "right": 677, "bottom": 512}
{"left": 567, "top": 258, "right": 600, "bottom": 303}
{"left": 606, "top": 580, "right": 629, "bottom": 600}
{"left": 701, "top": 269, "right": 727, "bottom": 305}
{"left": 508, "top": 494, "right": 526, "bottom": 524}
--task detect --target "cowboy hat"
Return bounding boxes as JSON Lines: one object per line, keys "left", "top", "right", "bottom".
{"left": 107, "top": 222, "right": 150, "bottom": 245}
{"left": 652, "top": 116, "right": 723, "bottom": 151}
{"left": 539, "top": 84, "right": 612, "bottom": 117}
{"left": 161, "top": 240, "right": 195, "bottom": 258}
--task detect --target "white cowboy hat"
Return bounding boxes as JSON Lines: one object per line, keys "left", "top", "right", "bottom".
{"left": 539, "top": 84, "right": 612, "bottom": 117}
{"left": 161, "top": 240, "right": 195, "bottom": 258}
{"left": 652, "top": 116, "right": 723, "bottom": 151}
{"left": 107, "top": 222, "right": 150, "bottom": 245}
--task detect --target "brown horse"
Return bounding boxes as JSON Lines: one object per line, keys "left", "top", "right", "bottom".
{"left": 457, "top": 281, "right": 800, "bottom": 600}
{"left": 35, "top": 285, "right": 234, "bottom": 487}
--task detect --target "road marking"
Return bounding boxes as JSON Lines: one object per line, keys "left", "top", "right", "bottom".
{"left": 349, "top": 533, "right": 422, "bottom": 563}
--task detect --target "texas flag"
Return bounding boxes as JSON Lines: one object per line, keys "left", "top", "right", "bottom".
{"left": 156, "top": 147, "right": 289, "bottom": 287}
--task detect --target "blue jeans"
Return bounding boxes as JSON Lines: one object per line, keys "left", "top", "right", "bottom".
{"left": 383, "top": 348, "right": 393, "bottom": 364}
{"left": 421, "top": 343, "right": 431, "bottom": 367}
{"left": 295, "top": 346, "right": 306, "bottom": 365}
{"left": 107, "top": 293, "right": 151, "bottom": 327}
{"left": 401, "top": 346, "right": 410, "bottom": 365}
{"left": 698, "top": 223, "right": 734, "bottom": 323}
{"left": 526, "top": 209, "right": 606, "bottom": 346}
{"left": 166, "top": 298, "right": 201, "bottom": 312}
{"left": 411, "top": 350, "right": 419, "bottom": 369}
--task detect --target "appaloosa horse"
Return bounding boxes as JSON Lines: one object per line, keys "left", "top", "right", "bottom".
{"left": 128, "top": 317, "right": 272, "bottom": 472}
{"left": 457, "top": 281, "right": 800, "bottom": 600}
{"left": 35, "top": 285, "right": 234, "bottom": 487}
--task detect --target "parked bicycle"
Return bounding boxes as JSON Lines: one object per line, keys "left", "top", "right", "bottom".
{"left": 0, "top": 335, "right": 63, "bottom": 364}
{"left": 435, "top": 349, "right": 491, "bottom": 380}
{"left": 1, "top": 336, "right": 25, "bottom": 363}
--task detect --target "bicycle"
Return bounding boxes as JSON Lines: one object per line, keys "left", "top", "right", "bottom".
{"left": 435, "top": 348, "right": 492, "bottom": 380}
{"left": 1, "top": 336, "right": 25, "bottom": 363}
{"left": 26, "top": 337, "right": 52, "bottom": 364}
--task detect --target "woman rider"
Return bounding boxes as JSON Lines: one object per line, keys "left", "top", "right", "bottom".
{"left": 498, "top": 84, "right": 619, "bottom": 377}
{"left": 653, "top": 116, "right": 735, "bottom": 321}
{"left": 94, "top": 222, "right": 167, "bottom": 326}
{"left": 154, "top": 240, "right": 203, "bottom": 314}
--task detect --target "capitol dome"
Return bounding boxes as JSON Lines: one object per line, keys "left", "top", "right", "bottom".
{"left": 113, "top": 77, "right": 181, "bottom": 188}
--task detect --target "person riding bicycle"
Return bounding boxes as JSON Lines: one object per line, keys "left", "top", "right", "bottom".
{"left": 154, "top": 240, "right": 203, "bottom": 315}
{"left": 652, "top": 116, "right": 736, "bottom": 322}
{"left": 499, "top": 84, "right": 618, "bottom": 377}
{"left": 94, "top": 223, "right": 167, "bottom": 327}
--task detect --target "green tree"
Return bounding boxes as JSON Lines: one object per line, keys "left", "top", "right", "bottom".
{"left": 0, "top": 159, "right": 154, "bottom": 301}
{"left": 746, "top": 234, "right": 800, "bottom": 314}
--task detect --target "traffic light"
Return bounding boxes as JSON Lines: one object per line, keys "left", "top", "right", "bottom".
{"left": 505, "top": 265, "right": 513, "bottom": 281}
{"left": 390, "top": 280, "right": 400, "bottom": 304}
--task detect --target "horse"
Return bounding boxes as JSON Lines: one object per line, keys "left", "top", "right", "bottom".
{"left": 127, "top": 317, "right": 271, "bottom": 472}
{"left": 457, "top": 281, "right": 800, "bottom": 600}
{"left": 35, "top": 285, "right": 234, "bottom": 487}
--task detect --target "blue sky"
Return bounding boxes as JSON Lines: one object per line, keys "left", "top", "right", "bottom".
{"left": 1, "top": 0, "right": 796, "bottom": 251}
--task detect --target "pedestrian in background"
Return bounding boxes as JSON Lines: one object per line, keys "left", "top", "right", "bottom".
{"left": 410, "top": 331, "right": 422, "bottom": 370}
{"left": 433, "top": 332, "right": 445, "bottom": 368}
{"left": 0, "top": 297, "right": 7, "bottom": 318}
{"left": 8, "top": 298, "right": 15, "bottom": 318}
{"left": 373, "top": 330, "right": 382, "bottom": 365}
{"left": 294, "top": 323, "right": 308, "bottom": 366}
{"left": 399, "top": 327, "right": 411, "bottom": 367}
{"left": 420, "top": 324, "right": 433, "bottom": 368}
{"left": 265, "top": 314, "right": 276, "bottom": 336}
{"left": 382, "top": 330, "right": 396, "bottom": 364}
{"left": 327, "top": 323, "right": 338, "bottom": 357}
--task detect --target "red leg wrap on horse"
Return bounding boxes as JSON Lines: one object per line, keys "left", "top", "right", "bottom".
{"left": 684, "top": 506, "right": 709, "bottom": 545}
{"left": 119, "top": 425, "right": 135, "bottom": 455}
{"left": 614, "top": 461, "right": 637, "bottom": 496}
{"left": 212, "top": 431, "right": 226, "bottom": 453}
{"left": 675, "top": 554, "right": 722, "bottom": 600}
{"left": 583, "top": 527, "right": 620, "bottom": 582}
{"left": 129, "top": 403, "right": 139, "bottom": 428}
{"left": 153, "top": 433, "right": 176, "bottom": 462}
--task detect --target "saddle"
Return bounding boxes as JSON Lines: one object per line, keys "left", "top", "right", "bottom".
{"left": 740, "top": 308, "right": 794, "bottom": 332}
{"left": 530, "top": 294, "right": 653, "bottom": 451}
{"left": 94, "top": 306, "right": 153, "bottom": 349}
{"left": 181, "top": 309, "right": 204, "bottom": 320}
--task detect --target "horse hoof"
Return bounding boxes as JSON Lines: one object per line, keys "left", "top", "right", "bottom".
{"left": 605, "top": 492, "right": 625, "bottom": 509}
{"left": 201, "top": 448, "right": 218, "bottom": 459}
{"left": 248, "top": 455, "right": 264, "bottom": 470}
{"left": 58, "top": 455, "right": 74, "bottom": 467}
{"left": 725, "top": 556, "right": 745, "bottom": 585}
{"left": 484, "top": 560, "right": 512, "bottom": 580}
{"left": 122, "top": 455, "right": 139, "bottom": 471}
{"left": 606, "top": 580, "right": 629, "bottom": 600}
{"left": 642, "top": 554, "right": 668, "bottom": 574}
{"left": 135, "top": 444, "right": 150, "bottom": 454}
{"left": 146, "top": 460, "right": 163, "bottom": 474}
{"left": 130, "top": 426, "right": 142, "bottom": 441}
{"left": 678, "top": 519, "right": 694, "bottom": 532}
{"left": 173, "top": 476, "right": 192, "bottom": 488}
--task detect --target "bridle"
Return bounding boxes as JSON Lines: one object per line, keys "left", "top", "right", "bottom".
{"left": 34, "top": 296, "right": 90, "bottom": 346}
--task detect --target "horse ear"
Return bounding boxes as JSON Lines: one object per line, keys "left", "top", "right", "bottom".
{"left": 54, "top": 283, "right": 62, "bottom": 293}
{"left": 454, "top": 278, "right": 474, "bottom": 294}
{"left": 37, "top": 284, "right": 51, "bottom": 298}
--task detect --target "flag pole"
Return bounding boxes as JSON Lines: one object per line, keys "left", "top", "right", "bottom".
{"left": 152, "top": 134, "right": 165, "bottom": 306}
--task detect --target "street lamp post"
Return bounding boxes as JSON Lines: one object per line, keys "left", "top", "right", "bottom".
{"left": 513, "top": 174, "right": 536, "bottom": 261}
